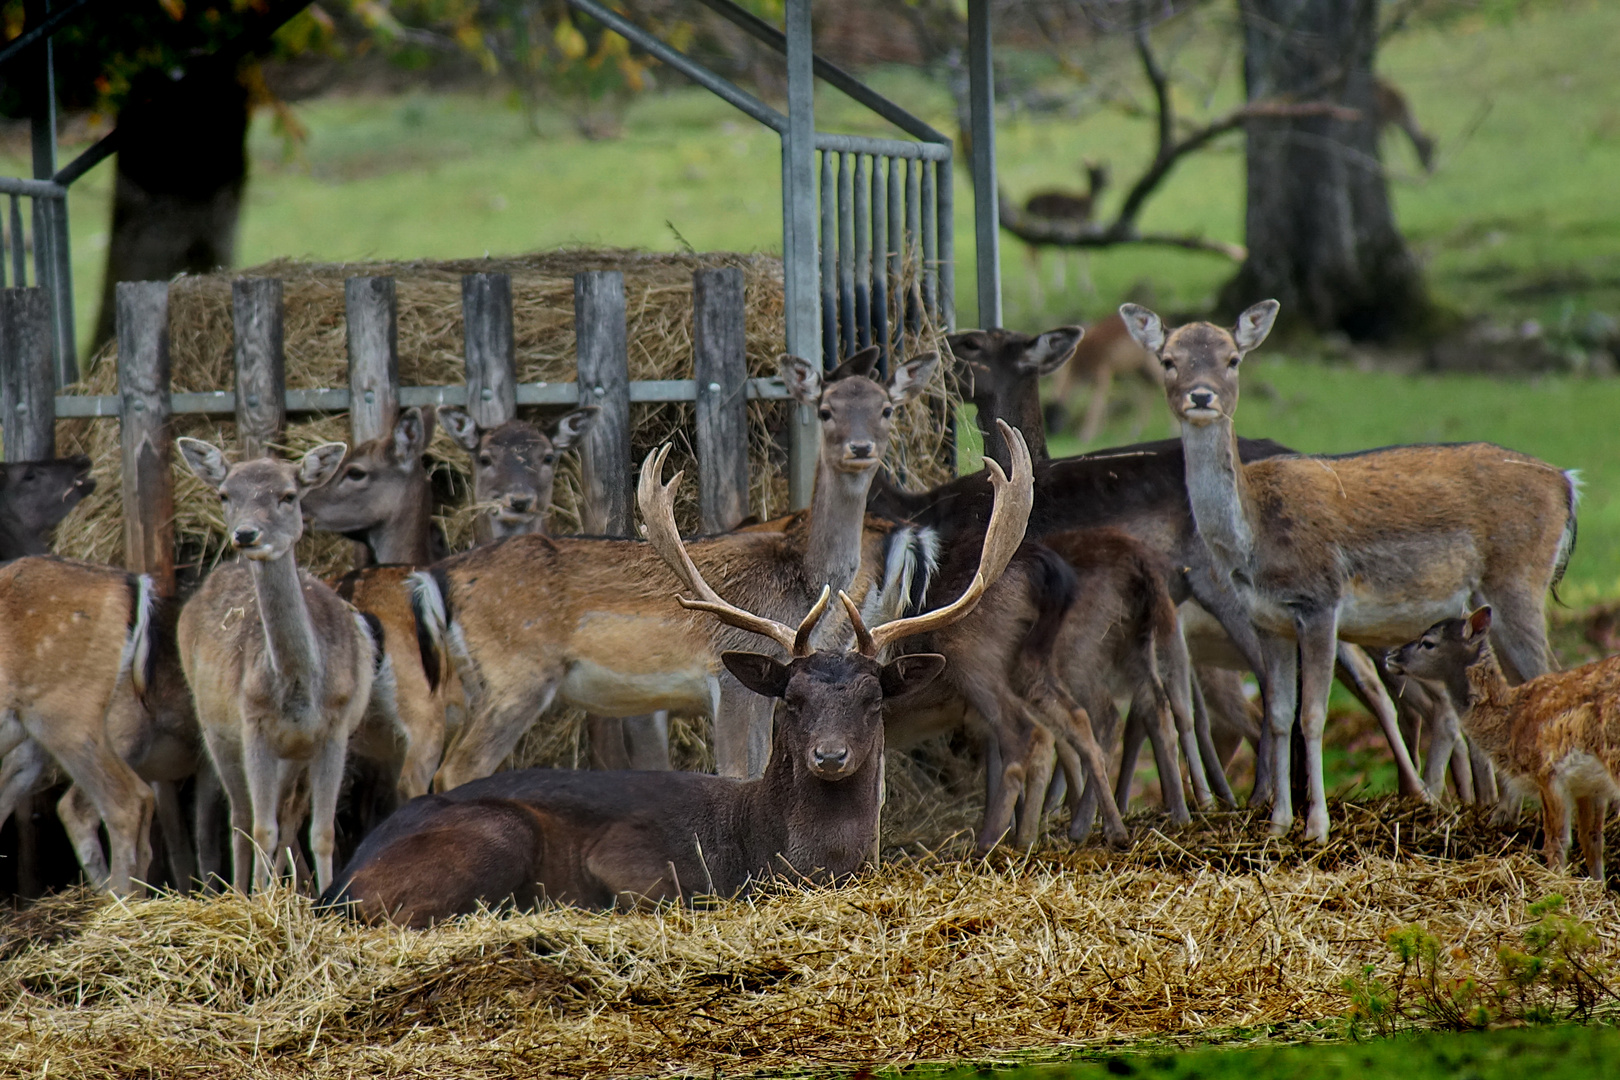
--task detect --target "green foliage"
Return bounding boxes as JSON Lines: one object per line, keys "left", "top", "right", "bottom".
{"left": 1341, "top": 896, "right": 1615, "bottom": 1038}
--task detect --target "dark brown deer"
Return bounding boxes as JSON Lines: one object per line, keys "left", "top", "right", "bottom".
{"left": 949, "top": 324, "right": 1083, "bottom": 467}
{"left": 412, "top": 347, "right": 940, "bottom": 786}
{"left": 438, "top": 405, "right": 600, "bottom": 541}
{"left": 1126, "top": 299, "right": 1578, "bottom": 842}
{"left": 1390, "top": 608, "right": 1619, "bottom": 879}
{"left": 0, "top": 454, "right": 95, "bottom": 560}
{"left": 1021, "top": 162, "right": 1110, "bottom": 306}
{"left": 320, "top": 425, "right": 1031, "bottom": 924}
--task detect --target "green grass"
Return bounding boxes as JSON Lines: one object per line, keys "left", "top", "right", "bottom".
{"left": 920, "top": 1023, "right": 1620, "bottom": 1080}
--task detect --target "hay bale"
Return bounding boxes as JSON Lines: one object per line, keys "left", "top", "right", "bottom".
{"left": 51, "top": 249, "right": 958, "bottom": 584}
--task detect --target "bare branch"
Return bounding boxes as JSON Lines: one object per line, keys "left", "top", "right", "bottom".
{"left": 1135, "top": 25, "right": 1174, "bottom": 165}
{"left": 998, "top": 192, "right": 1247, "bottom": 261}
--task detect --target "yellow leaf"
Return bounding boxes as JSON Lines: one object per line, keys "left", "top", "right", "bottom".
{"left": 554, "top": 21, "right": 588, "bottom": 61}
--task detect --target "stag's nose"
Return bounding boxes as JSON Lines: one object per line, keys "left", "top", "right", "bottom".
{"left": 847, "top": 442, "right": 874, "bottom": 460}
{"left": 1188, "top": 389, "right": 1217, "bottom": 410}
{"left": 507, "top": 495, "right": 534, "bottom": 513}
{"left": 233, "top": 527, "right": 262, "bottom": 549}
{"left": 813, "top": 746, "right": 850, "bottom": 771}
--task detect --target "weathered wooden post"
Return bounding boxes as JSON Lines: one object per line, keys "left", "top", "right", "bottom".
{"left": 0, "top": 286, "right": 55, "bottom": 461}
{"left": 232, "top": 279, "right": 285, "bottom": 458}
{"left": 346, "top": 276, "right": 399, "bottom": 445}
{"left": 573, "top": 270, "right": 631, "bottom": 536}
{"left": 116, "top": 281, "right": 175, "bottom": 598}
{"left": 692, "top": 267, "right": 750, "bottom": 533}
{"left": 462, "top": 272, "right": 516, "bottom": 429}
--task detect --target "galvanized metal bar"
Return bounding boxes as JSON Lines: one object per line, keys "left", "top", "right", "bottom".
{"left": 968, "top": 0, "right": 1002, "bottom": 328}
{"left": 937, "top": 156, "right": 956, "bottom": 330}
{"left": 837, "top": 152, "right": 856, "bottom": 360}
{"left": 853, "top": 153, "right": 871, "bottom": 351}
{"left": 870, "top": 156, "right": 890, "bottom": 375}
{"left": 781, "top": 0, "right": 819, "bottom": 510}
{"left": 0, "top": 0, "right": 97, "bottom": 72}
{"left": 0, "top": 176, "right": 66, "bottom": 198}
{"left": 887, "top": 154, "right": 904, "bottom": 361}
{"left": 564, "top": 0, "right": 785, "bottom": 133}
{"left": 7, "top": 196, "right": 22, "bottom": 286}
{"left": 811, "top": 133, "right": 950, "bottom": 160}
{"left": 51, "top": 127, "right": 116, "bottom": 187}
{"left": 45, "top": 194, "right": 72, "bottom": 376}
{"left": 690, "top": 0, "right": 949, "bottom": 146}
{"left": 921, "top": 155, "right": 939, "bottom": 321}
{"left": 25, "top": 0, "right": 72, "bottom": 382}
{"left": 906, "top": 157, "right": 922, "bottom": 333}
{"left": 819, "top": 149, "right": 838, "bottom": 368}
{"left": 29, "top": 197, "right": 48, "bottom": 316}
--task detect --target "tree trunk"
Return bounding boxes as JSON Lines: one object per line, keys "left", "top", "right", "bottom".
{"left": 91, "top": 64, "right": 249, "bottom": 355}
{"left": 1219, "top": 0, "right": 1428, "bottom": 341}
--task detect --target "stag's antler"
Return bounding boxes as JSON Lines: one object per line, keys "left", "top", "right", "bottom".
{"left": 637, "top": 444, "right": 830, "bottom": 656}
{"left": 843, "top": 419, "right": 1034, "bottom": 656}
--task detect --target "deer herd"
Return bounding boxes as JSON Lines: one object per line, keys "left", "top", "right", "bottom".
{"left": 0, "top": 296, "right": 1613, "bottom": 923}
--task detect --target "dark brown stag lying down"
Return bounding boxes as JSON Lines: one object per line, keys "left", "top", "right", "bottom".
{"left": 320, "top": 421, "right": 1036, "bottom": 926}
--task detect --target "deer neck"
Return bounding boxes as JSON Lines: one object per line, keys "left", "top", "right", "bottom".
{"left": 1450, "top": 647, "right": 1516, "bottom": 757}
{"left": 979, "top": 389, "right": 1048, "bottom": 467}
{"left": 364, "top": 478, "right": 436, "bottom": 564}
{"left": 1179, "top": 416, "right": 1258, "bottom": 586}
{"left": 744, "top": 731, "right": 882, "bottom": 882}
{"left": 804, "top": 462, "right": 876, "bottom": 598}
{"left": 248, "top": 551, "right": 323, "bottom": 688}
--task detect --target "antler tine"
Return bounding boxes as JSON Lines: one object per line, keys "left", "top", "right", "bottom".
{"left": 866, "top": 421, "right": 1035, "bottom": 653}
{"left": 839, "top": 590, "right": 876, "bottom": 657}
{"left": 636, "top": 445, "right": 801, "bottom": 654}
{"left": 791, "top": 585, "right": 833, "bottom": 657}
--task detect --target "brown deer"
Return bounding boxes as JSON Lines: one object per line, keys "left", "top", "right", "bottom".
{"left": 1375, "top": 77, "right": 1436, "bottom": 174}
{"left": 321, "top": 424, "right": 1032, "bottom": 924}
{"left": 0, "top": 454, "right": 96, "bottom": 560}
{"left": 1125, "top": 299, "right": 1578, "bottom": 842}
{"left": 176, "top": 439, "right": 379, "bottom": 892}
{"left": 1021, "top": 161, "right": 1110, "bottom": 306}
{"left": 412, "top": 346, "right": 939, "bottom": 787}
{"left": 437, "top": 405, "right": 600, "bottom": 541}
{"left": 0, "top": 557, "right": 158, "bottom": 894}
{"left": 1048, "top": 312, "right": 1165, "bottom": 445}
{"left": 1390, "top": 608, "right": 1619, "bottom": 879}
{"left": 948, "top": 324, "right": 1083, "bottom": 467}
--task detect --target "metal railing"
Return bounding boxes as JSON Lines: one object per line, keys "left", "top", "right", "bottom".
{"left": 0, "top": 176, "right": 73, "bottom": 378}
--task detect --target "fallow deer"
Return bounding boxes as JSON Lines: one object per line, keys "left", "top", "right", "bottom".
{"left": 1125, "top": 299, "right": 1578, "bottom": 842}
{"left": 176, "top": 438, "right": 380, "bottom": 892}
{"left": 1048, "top": 312, "right": 1164, "bottom": 445}
{"left": 1374, "top": 77, "right": 1436, "bottom": 174}
{"left": 437, "top": 405, "right": 600, "bottom": 541}
{"left": 1390, "top": 608, "right": 1618, "bottom": 879}
{"left": 0, "top": 557, "right": 158, "bottom": 894}
{"left": 1021, "top": 161, "right": 1110, "bottom": 306}
{"left": 321, "top": 423, "right": 1032, "bottom": 923}
{"left": 0, "top": 454, "right": 96, "bottom": 560}
{"left": 412, "top": 346, "right": 940, "bottom": 786}
{"left": 948, "top": 324, "right": 1084, "bottom": 468}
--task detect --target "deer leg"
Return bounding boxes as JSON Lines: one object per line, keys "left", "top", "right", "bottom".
{"left": 193, "top": 757, "right": 228, "bottom": 890}
{"left": 588, "top": 716, "right": 632, "bottom": 770}
{"left": 1540, "top": 781, "right": 1572, "bottom": 872}
{"left": 624, "top": 712, "right": 673, "bottom": 771}
{"left": 153, "top": 779, "right": 197, "bottom": 888}
{"left": 0, "top": 739, "right": 49, "bottom": 830}
{"left": 1115, "top": 706, "right": 1145, "bottom": 812}
{"left": 394, "top": 679, "right": 446, "bottom": 802}
{"left": 1295, "top": 613, "right": 1340, "bottom": 844}
{"left": 1190, "top": 673, "right": 1238, "bottom": 807}
{"left": 1259, "top": 636, "right": 1300, "bottom": 835}
{"left": 241, "top": 729, "right": 296, "bottom": 892}
{"left": 1445, "top": 721, "right": 1476, "bottom": 805}
{"left": 1577, "top": 796, "right": 1607, "bottom": 882}
{"left": 1013, "top": 713, "right": 1057, "bottom": 849}
{"left": 1042, "top": 754, "right": 1068, "bottom": 818}
{"left": 434, "top": 678, "right": 559, "bottom": 791}
{"left": 1157, "top": 634, "right": 1212, "bottom": 811}
{"left": 56, "top": 784, "right": 111, "bottom": 887}
{"left": 1469, "top": 740, "right": 1499, "bottom": 805}
{"left": 1056, "top": 697, "right": 1128, "bottom": 848}
{"left": 1051, "top": 738, "right": 1087, "bottom": 836}
{"left": 1024, "top": 245, "right": 1044, "bottom": 308}
{"left": 202, "top": 734, "right": 255, "bottom": 893}
{"left": 982, "top": 733, "right": 1003, "bottom": 815}
{"left": 1334, "top": 644, "right": 1427, "bottom": 801}
{"left": 716, "top": 680, "right": 774, "bottom": 781}
{"left": 307, "top": 735, "right": 349, "bottom": 895}
{"left": 1131, "top": 686, "right": 1191, "bottom": 826}
{"left": 1077, "top": 368, "right": 1114, "bottom": 445}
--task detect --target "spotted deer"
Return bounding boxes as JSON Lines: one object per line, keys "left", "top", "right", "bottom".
{"left": 1125, "top": 299, "right": 1579, "bottom": 842}
{"left": 413, "top": 347, "right": 940, "bottom": 787}
{"left": 1390, "top": 608, "right": 1618, "bottom": 879}
{"left": 176, "top": 439, "right": 380, "bottom": 892}
{"left": 322, "top": 422, "right": 1031, "bottom": 924}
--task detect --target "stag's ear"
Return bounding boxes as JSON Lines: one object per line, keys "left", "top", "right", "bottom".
{"left": 437, "top": 407, "right": 481, "bottom": 452}
{"left": 780, "top": 354, "right": 823, "bottom": 405}
{"left": 550, "top": 406, "right": 600, "bottom": 451}
{"left": 392, "top": 406, "right": 433, "bottom": 463}
{"left": 1118, "top": 304, "right": 1166, "bottom": 354}
{"left": 1021, "top": 326, "right": 1084, "bottom": 375}
{"left": 177, "top": 438, "right": 230, "bottom": 489}
{"left": 946, "top": 330, "right": 988, "bottom": 356}
{"left": 879, "top": 653, "right": 946, "bottom": 699}
{"left": 722, "top": 651, "right": 793, "bottom": 699}
{"left": 828, "top": 345, "right": 881, "bottom": 382}
{"left": 1464, "top": 606, "right": 1493, "bottom": 641}
{"left": 1233, "top": 299, "right": 1280, "bottom": 355}
{"left": 888, "top": 351, "right": 939, "bottom": 406}
{"left": 298, "top": 442, "right": 350, "bottom": 491}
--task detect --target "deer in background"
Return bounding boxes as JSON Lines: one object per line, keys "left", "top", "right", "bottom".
{"left": 1375, "top": 77, "right": 1437, "bottom": 174}
{"left": 1126, "top": 299, "right": 1578, "bottom": 842}
{"left": 1048, "top": 312, "right": 1165, "bottom": 445}
{"left": 1021, "top": 161, "right": 1110, "bottom": 306}
{"left": 413, "top": 347, "right": 940, "bottom": 787}
{"left": 322, "top": 424, "right": 1031, "bottom": 924}
{"left": 437, "top": 405, "right": 600, "bottom": 541}
{"left": 1390, "top": 608, "right": 1618, "bottom": 880}
{"left": 177, "top": 439, "right": 379, "bottom": 892}
{"left": 949, "top": 324, "right": 1083, "bottom": 467}
{"left": 0, "top": 455, "right": 96, "bottom": 560}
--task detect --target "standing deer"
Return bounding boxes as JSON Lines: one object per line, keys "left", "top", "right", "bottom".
{"left": 1124, "top": 299, "right": 1578, "bottom": 842}
{"left": 1048, "top": 312, "right": 1165, "bottom": 445}
{"left": 949, "top": 324, "right": 1083, "bottom": 467}
{"left": 322, "top": 425, "right": 1032, "bottom": 924}
{"left": 176, "top": 439, "right": 379, "bottom": 892}
{"left": 412, "top": 346, "right": 939, "bottom": 787}
{"left": 1390, "top": 608, "right": 1619, "bottom": 879}
{"left": 1021, "top": 161, "right": 1109, "bottom": 306}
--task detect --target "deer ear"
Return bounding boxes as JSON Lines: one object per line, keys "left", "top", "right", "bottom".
{"left": 722, "top": 651, "right": 793, "bottom": 699}
{"left": 392, "top": 406, "right": 433, "bottom": 462}
{"left": 1464, "top": 606, "right": 1493, "bottom": 640}
{"left": 549, "top": 406, "right": 600, "bottom": 451}
{"left": 1118, "top": 304, "right": 1165, "bottom": 354}
{"left": 779, "top": 354, "right": 822, "bottom": 406}
{"left": 828, "top": 345, "right": 881, "bottom": 382}
{"left": 176, "top": 438, "right": 230, "bottom": 489}
{"left": 298, "top": 442, "right": 350, "bottom": 491}
{"left": 880, "top": 653, "right": 946, "bottom": 699}
{"left": 1020, "top": 326, "right": 1083, "bottom": 376}
{"left": 438, "top": 407, "right": 480, "bottom": 452}
{"left": 1233, "top": 300, "right": 1280, "bottom": 355}
{"left": 888, "top": 351, "right": 939, "bottom": 406}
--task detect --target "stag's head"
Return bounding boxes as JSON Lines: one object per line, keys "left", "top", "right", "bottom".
{"left": 636, "top": 418, "right": 1035, "bottom": 783}
{"left": 440, "top": 406, "right": 600, "bottom": 537}
{"left": 299, "top": 406, "right": 435, "bottom": 536}
{"left": 781, "top": 345, "right": 938, "bottom": 475}
{"left": 179, "top": 438, "right": 348, "bottom": 561}
{"left": 1120, "top": 300, "right": 1279, "bottom": 426}
{"left": 0, "top": 454, "right": 95, "bottom": 536}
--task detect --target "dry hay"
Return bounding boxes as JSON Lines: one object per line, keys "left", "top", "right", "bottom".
{"left": 4, "top": 798, "right": 1619, "bottom": 1080}
{"left": 47, "top": 248, "right": 958, "bottom": 585}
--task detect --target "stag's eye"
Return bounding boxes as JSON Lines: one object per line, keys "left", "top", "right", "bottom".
{"left": 1421, "top": 640, "right": 1436, "bottom": 650}
{"left": 1160, "top": 358, "right": 1174, "bottom": 371}
{"left": 478, "top": 454, "right": 494, "bottom": 467}
{"left": 818, "top": 408, "right": 832, "bottom": 421}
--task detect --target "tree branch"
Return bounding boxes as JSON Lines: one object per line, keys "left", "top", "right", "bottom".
{"left": 998, "top": 191, "right": 1248, "bottom": 261}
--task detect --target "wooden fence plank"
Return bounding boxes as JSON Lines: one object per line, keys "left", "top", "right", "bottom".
{"left": 573, "top": 271, "right": 631, "bottom": 536}
{"left": 116, "top": 281, "right": 174, "bottom": 596}
{"left": 231, "top": 278, "right": 285, "bottom": 458}
{"left": 692, "top": 267, "right": 749, "bottom": 532}
{"left": 345, "top": 276, "right": 399, "bottom": 445}
{"left": 0, "top": 286, "right": 55, "bottom": 461}
{"left": 462, "top": 273, "right": 516, "bottom": 429}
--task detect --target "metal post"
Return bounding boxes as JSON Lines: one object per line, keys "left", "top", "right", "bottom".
{"left": 782, "top": 0, "right": 820, "bottom": 510}
{"left": 24, "top": 0, "right": 74, "bottom": 382}
{"left": 968, "top": 0, "right": 1002, "bottom": 329}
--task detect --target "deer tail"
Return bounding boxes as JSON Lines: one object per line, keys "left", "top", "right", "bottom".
{"left": 120, "top": 573, "right": 158, "bottom": 704}
{"left": 1017, "top": 543, "right": 1078, "bottom": 664}
{"left": 409, "top": 569, "right": 450, "bottom": 694}
{"left": 1551, "top": 469, "right": 1581, "bottom": 605}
